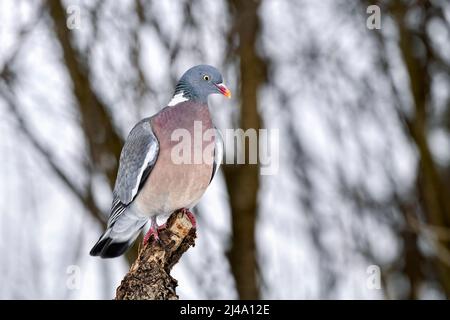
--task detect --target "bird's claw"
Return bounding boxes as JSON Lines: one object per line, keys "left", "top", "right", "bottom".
{"left": 143, "top": 227, "right": 159, "bottom": 245}
{"left": 143, "top": 209, "right": 195, "bottom": 246}
{"left": 143, "top": 223, "right": 168, "bottom": 245}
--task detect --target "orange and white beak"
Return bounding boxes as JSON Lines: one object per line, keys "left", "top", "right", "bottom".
{"left": 215, "top": 83, "right": 232, "bottom": 98}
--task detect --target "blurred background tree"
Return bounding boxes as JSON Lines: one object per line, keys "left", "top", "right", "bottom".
{"left": 0, "top": 0, "right": 449, "bottom": 299}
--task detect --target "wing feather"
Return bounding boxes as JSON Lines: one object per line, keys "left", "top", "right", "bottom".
{"left": 108, "top": 118, "right": 159, "bottom": 226}
{"left": 210, "top": 127, "right": 223, "bottom": 184}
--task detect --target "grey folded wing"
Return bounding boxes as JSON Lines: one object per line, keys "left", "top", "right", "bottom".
{"left": 108, "top": 118, "right": 159, "bottom": 226}
{"left": 210, "top": 127, "right": 223, "bottom": 184}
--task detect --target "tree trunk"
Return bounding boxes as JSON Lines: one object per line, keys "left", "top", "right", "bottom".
{"left": 223, "top": 0, "right": 266, "bottom": 299}
{"left": 115, "top": 210, "right": 196, "bottom": 300}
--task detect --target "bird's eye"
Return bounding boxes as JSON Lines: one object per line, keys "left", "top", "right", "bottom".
{"left": 203, "top": 75, "right": 210, "bottom": 81}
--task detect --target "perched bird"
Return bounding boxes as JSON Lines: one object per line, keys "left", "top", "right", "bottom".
{"left": 90, "top": 65, "right": 231, "bottom": 258}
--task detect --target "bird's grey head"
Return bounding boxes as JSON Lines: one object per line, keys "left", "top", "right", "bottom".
{"left": 170, "top": 65, "right": 231, "bottom": 106}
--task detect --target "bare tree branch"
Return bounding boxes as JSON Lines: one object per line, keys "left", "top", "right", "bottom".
{"left": 115, "top": 210, "right": 196, "bottom": 300}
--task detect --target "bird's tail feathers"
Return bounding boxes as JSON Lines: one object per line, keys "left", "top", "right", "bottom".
{"left": 89, "top": 231, "right": 138, "bottom": 258}
{"left": 89, "top": 212, "right": 147, "bottom": 258}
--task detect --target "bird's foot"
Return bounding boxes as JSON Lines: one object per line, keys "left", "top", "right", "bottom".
{"left": 143, "top": 222, "right": 168, "bottom": 245}
{"left": 180, "top": 208, "right": 197, "bottom": 229}
{"left": 143, "top": 227, "right": 159, "bottom": 245}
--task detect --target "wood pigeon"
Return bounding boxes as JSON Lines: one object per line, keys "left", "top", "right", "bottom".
{"left": 90, "top": 65, "right": 231, "bottom": 258}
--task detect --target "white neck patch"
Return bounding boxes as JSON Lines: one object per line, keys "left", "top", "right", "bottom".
{"left": 168, "top": 92, "right": 189, "bottom": 106}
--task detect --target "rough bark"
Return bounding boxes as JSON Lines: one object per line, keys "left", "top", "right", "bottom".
{"left": 115, "top": 210, "right": 196, "bottom": 300}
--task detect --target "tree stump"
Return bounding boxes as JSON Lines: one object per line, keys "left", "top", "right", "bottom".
{"left": 115, "top": 210, "right": 196, "bottom": 300}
